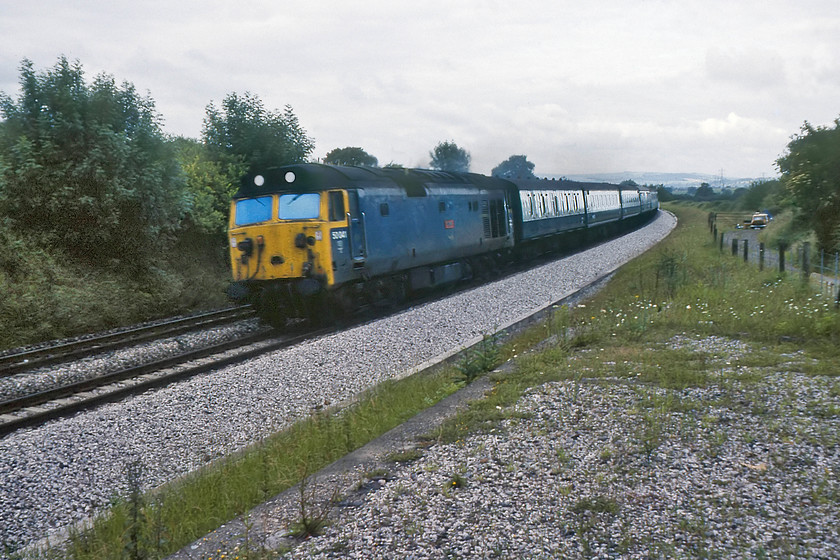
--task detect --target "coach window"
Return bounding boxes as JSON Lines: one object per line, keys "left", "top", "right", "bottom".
{"left": 328, "top": 191, "right": 345, "bottom": 221}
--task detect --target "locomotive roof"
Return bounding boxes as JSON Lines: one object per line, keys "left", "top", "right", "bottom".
{"left": 234, "top": 163, "right": 512, "bottom": 199}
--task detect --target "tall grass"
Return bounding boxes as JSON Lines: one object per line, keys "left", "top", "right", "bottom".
{"left": 0, "top": 227, "right": 230, "bottom": 350}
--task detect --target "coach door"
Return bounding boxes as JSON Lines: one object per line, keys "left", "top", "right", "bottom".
{"left": 347, "top": 191, "right": 367, "bottom": 264}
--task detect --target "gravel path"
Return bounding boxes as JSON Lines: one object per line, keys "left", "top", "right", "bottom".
{"left": 0, "top": 212, "right": 675, "bottom": 557}
{"left": 283, "top": 344, "right": 840, "bottom": 559}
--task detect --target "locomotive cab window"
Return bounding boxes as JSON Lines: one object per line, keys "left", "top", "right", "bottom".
{"left": 328, "top": 191, "right": 345, "bottom": 221}
{"left": 234, "top": 196, "right": 273, "bottom": 226}
{"left": 278, "top": 193, "right": 320, "bottom": 220}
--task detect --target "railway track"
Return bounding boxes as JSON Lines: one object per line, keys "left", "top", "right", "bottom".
{"left": 0, "top": 326, "right": 332, "bottom": 437}
{"left": 0, "top": 306, "right": 255, "bottom": 378}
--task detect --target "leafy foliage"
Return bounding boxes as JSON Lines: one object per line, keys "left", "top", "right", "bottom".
{"left": 694, "top": 183, "right": 716, "bottom": 200}
{"left": 736, "top": 179, "right": 784, "bottom": 213}
{"left": 0, "top": 57, "right": 188, "bottom": 265}
{"left": 491, "top": 154, "right": 535, "bottom": 179}
{"left": 429, "top": 140, "right": 470, "bottom": 173}
{"left": 776, "top": 118, "right": 840, "bottom": 251}
{"left": 173, "top": 137, "right": 244, "bottom": 237}
{"left": 202, "top": 92, "right": 314, "bottom": 174}
{"left": 324, "top": 146, "right": 378, "bottom": 167}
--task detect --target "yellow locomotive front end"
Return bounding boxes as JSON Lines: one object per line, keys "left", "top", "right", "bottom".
{"left": 227, "top": 171, "right": 350, "bottom": 326}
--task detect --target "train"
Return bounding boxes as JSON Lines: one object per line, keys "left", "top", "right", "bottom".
{"left": 226, "top": 163, "right": 659, "bottom": 327}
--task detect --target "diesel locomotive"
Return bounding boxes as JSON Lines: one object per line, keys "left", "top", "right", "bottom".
{"left": 227, "top": 163, "right": 658, "bottom": 327}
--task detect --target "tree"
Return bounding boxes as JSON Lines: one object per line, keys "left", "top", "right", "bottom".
{"left": 491, "top": 155, "right": 535, "bottom": 179}
{"left": 0, "top": 57, "right": 188, "bottom": 264}
{"left": 776, "top": 119, "right": 840, "bottom": 251}
{"left": 694, "top": 183, "right": 716, "bottom": 200}
{"left": 429, "top": 141, "right": 470, "bottom": 173}
{"left": 173, "top": 137, "right": 245, "bottom": 237}
{"left": 324, "top": 146, "right": 378, "bottom": 167}
{"left": 202, "top": 92, "right": 314, "bottom": 174}
{"left": 737, "top": 179, "right": 783, "bottom": 213}
{"left": 655, "top": 186, "right": 675, "bottom": 202}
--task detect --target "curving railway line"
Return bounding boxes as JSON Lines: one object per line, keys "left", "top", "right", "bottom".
{"left": 0, "top": 306, "right": 313, "bottom": 437}
{"left": 0, "top": 306, "right": 255, "bottom": 378}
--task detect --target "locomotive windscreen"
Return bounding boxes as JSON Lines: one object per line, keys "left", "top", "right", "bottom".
{"left": 234, "top": 196, "right": 272, "bottom": 226}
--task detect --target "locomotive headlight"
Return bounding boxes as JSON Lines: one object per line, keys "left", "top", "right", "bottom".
{"left": 256, "top": 235, "right": 265, "bottom": 246}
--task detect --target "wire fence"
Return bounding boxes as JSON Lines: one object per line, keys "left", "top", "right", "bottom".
{"left": 708, "top": 212, "right": 840, "bottom": 305}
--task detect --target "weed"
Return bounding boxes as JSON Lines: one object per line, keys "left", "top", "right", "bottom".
{"left": 445, "top": 473, "right": 467, "bottom": 491}
{"left": 571, "top": 495, "right": 620, "bottom": 516}
{"left": 455, "top": 333, "right": 501, "bottom": 384}
{"left": 287, "top": 468, "right": 338, "bottom": 540}
{"left": 386, "top": 449, "right": 423, "bottom": 463}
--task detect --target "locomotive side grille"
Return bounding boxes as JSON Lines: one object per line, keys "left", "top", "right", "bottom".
{"left": 481, "top": 200, "right": 492, "bottom": 238}
{"left": 491, "top": 199, "right": 506, "bottom": 237}
{"left": 481, "top": 199, "right": 507, "bottom": 239}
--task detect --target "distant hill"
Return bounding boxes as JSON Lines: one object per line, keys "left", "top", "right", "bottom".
{"left": 543, "top": 172, "right": 769, "bottom": 191}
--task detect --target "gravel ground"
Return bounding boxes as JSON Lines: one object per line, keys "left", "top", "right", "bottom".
{"left": 0, "top": 212, "right": 675, "bottom": 557}
{"left": 282, "top": 338, "right": 840, "bottom": 559}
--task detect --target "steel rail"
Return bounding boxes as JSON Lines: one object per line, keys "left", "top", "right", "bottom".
{"left": 0, "top": 306, "right": 254, "bottom": 378}
{"left": 0, "top": 326, "right": 331, "bottom": 437}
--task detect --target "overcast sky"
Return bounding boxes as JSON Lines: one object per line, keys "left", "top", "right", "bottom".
{"left": 2, "top": 0, "right": 838, "bottom": 178}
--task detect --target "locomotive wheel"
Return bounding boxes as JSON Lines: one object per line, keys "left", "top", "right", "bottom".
{"left": 258, "top": 305, "right": 288, "bottom": 330}
{"left": 307, "top": 291, "right": 337, "bottom": 327}
{"left": 257, "top": 289, "right": 289, "bottom": 330}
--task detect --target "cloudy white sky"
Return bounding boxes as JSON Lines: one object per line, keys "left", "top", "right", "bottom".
{"left": 2, "top": 0, "right": 838, "bottom": 178}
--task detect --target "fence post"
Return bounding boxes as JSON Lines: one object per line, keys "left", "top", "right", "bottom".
{"left": 713, "top": 225, "right": 718, "bottom": 244}
{"left": 759, "top": 242, "right": 765, "bottom": 271}
{"left": 820, "top": 250, "right": 825, "bottom": 295}
{"left": 743, "top": 239, "right": 749, "bottom": 262}
{"left": 779, "top": 242, "right": 787, "bottom": 273}
{"left": 719, "top": 232, "right": 724, "bottom": 252}
{"left": 731, "top": 238, "right": 738, "bottom": 256}
{"left": 802, "top": 242, "right": 811, "bottom": 281}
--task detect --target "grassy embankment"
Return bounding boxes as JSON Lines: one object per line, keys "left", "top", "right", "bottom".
{"left": 0, "top": 231, "right": 231, "bottom": 350}
{"left": 41, "top": 204, "right": 839, "bottom": 559}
